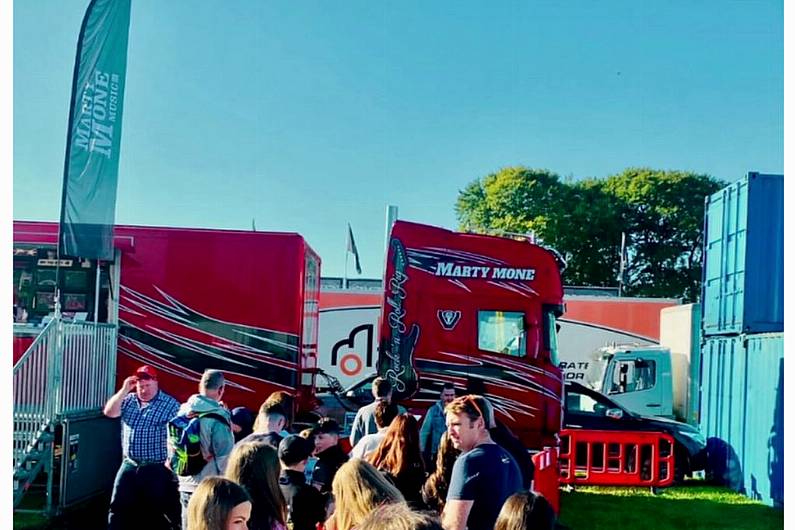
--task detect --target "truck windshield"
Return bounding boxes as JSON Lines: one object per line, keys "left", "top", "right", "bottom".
{"left": 477, "top": 311, "right": 525, "bottom": 357}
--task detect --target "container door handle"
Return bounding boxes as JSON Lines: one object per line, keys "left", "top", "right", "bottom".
{"left": 646, "top": 403, "right": 661, "bottom": 407}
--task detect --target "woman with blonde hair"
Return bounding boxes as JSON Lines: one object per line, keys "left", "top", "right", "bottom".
{"left": 327, "top": 458, "right": 405, "bottom": 530}
{"left": 187, "top": 476, "right": 251, "bottom": 530}
{"left": 225, "top": 441, "right": 287, "bottom": 530}
{"left": 367, "top": 413, "right": 426, "bottom": 507}
{"left": 421, "top": 432, "right": 461, "bottom": 513}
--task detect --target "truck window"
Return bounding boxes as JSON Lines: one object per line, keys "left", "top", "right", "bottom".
{"left": 608, "top": 360, "right": 656, "bottom": 394}
{"left": 543, "top": 310, "right": 560, "bottom": 366}
{"left": 477, "top": 311, "right": 525, "bottom": 357}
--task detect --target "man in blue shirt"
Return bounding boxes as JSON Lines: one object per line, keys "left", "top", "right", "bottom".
{"left": 104, "top": 365, "right": 181, "bottom": 530}
{"left": 419, "top": 382, "right": 456, "bottom": 468}
{"left": 442, "top": 395, "right": 522, "bottom": 530}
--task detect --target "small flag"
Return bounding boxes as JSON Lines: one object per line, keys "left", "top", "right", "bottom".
{"left": 59, "top": 0, "right": 132, "bottom": 260}
{"left": 347, "top": 223, "right": 362, "bottom": 275}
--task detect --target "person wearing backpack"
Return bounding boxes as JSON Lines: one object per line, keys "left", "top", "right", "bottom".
{"left": 170, "top": 369, "right": 235, "bottom": 530}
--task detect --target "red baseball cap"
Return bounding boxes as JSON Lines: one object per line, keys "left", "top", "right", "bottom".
{"left": 135, "top": 365, "right": 158, "bottom": 380}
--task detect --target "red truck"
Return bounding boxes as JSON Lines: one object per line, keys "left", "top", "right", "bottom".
{"left": 377, "top": 221, "right": 566, "bottom": 450}
{"left": 14, "top": 220, "right": 565, "bottom": 449}
{"left": 13, "top": 220, "right": 322, "bottom": 415}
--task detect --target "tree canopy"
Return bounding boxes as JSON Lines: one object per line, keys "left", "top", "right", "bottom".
{"left": 455, "top": 166, "right": 725, "bottom": 301}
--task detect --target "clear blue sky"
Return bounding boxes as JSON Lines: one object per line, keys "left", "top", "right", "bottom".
{"left": 13, "top": 0, "right": 784, "bottom": 278}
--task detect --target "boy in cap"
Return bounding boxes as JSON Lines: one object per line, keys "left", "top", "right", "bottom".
{"left": 310, "top": 417, "right": 348, "bottom": 494}
{"left": 103, "top": 365, "right": 181, "bottom": 530}
{"left": 278, "top": 435, "right": 327, "bottom": 530}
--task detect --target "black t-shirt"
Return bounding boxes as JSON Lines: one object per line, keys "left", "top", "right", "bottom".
{"left": 311, "top": 444, "right": 348, "bottom": 494}
{"left": 279, "top": 469, "right": 326, "bottom": 530}
{"left": 239, "top": 431, "right": 283, "bottom": 448}
{"left": 446, "top": 442, "right": 522, "bottom": 530}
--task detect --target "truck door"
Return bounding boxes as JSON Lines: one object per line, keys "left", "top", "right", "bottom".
{"left": 604, "top": 351, "right": 670, "bottom": 417}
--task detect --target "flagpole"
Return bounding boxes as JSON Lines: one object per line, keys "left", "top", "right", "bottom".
{"left": 94, "top": 260, "right": 102, "bottom": 323}
{"left": 618, "top": 231, "right": 626, "bottom": 297}
{"left": 343, "top": 243, "right": 349, "bottom": 289}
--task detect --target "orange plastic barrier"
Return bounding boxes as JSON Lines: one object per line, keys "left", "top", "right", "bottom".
{"left": 531, "top": 447, "right": 560, "bottom": 514}
{"left": 558, "top": 429, "right": 675, "bottom": 487}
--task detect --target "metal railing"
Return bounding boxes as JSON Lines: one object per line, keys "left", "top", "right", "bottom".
{"left": 13, "top": 319, "right": 118, "bottom": 473}
{"left": 13, "top": 319, "right": 59, "bottom": 472}
{"left": 59, "top": 322, "right": 117, "bottom": 415}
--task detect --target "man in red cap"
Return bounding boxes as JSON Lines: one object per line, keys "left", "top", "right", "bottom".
{"left": 104, "top": 365, "right": 181, "bottom": 529}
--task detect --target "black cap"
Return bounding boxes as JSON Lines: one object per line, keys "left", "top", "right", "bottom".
{"left": 315, "top": 417, "right": 341, "bottom": 435}
{"left": 278, "top": 435, "right": 314, "bottom": 466}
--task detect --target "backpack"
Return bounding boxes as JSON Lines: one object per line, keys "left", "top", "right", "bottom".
{"left": 167, "top": 411, "right": 229, "bottom": 476}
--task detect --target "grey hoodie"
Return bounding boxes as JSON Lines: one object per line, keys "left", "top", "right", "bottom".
{"left": 175, "top": 394, "right": 234, "bottom": 493}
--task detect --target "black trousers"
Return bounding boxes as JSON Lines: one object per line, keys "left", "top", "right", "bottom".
{"left": 108, "top": 459, "right": 181, "bottom": 530}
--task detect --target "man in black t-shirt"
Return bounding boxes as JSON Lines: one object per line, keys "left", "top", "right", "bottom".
{"left": 442, "top": 395, "right": 522, "bottom": 530}
{"left": 278, "top": 435, "right": 327, "bottom": 530}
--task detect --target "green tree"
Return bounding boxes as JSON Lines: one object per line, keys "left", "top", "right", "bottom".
{"left": 455, "top": 166, "right": 725, "bottom": 300}
{"left": 603, "top": 168, "right": 725, "bottom": 300}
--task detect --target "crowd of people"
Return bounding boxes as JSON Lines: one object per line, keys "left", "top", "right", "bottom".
{"left": 104, "top": 367, "right": 558, "bottom": 530}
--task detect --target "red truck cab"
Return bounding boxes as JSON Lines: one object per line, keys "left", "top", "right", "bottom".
{"left": 378, "top": 221, "right": 565, "bottom": 450}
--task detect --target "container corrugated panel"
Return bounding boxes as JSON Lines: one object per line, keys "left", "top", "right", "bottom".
{"left": 743, "top": 333, "right": 783, "bottom": 507}
{"left": 699, "top": 336, "right": 747, "bottom": 490}
{"left": 702, "top": 172, "right": 783, "bottom": 336}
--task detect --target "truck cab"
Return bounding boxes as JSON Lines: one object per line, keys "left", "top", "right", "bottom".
{"left": 377, "top": 221, "right": 566, "bottom": 450}
{"left": 599, "top": 346, "right": 674, "bottom": 419}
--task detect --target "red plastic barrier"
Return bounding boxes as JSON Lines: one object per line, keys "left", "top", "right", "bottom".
{"left": 558, "top": 429, "right": 675, "bottom": 487}
{"left": 532, "top": 447, "right": 560, "bottom": 514}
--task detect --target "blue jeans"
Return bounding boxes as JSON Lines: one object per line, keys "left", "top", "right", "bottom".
{"left": 108, "top": 459, "right": 180, "bottom": 530}
{"left": 180, "top": 491, "right": 192, "bottom": 530}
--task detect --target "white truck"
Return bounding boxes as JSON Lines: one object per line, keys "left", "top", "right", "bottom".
{"left": 572, "top": 304, "right": 701, "bottom": 425}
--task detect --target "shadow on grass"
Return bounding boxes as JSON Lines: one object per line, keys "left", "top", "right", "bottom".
{"left": 14, "top": 493, "right": 110, "bottom": 530}
{"left": 558, "top": 486, "right": 783, "bottom": 530}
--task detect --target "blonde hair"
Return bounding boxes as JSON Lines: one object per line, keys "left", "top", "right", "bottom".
{"left": 358, "top": 502, "right": 442, "bottom": 530}
{"left": 331, "top": 459, "right": 405, "bottom": 530}
{"left": 187, "top": 476, "right": 251, "bottom": 530}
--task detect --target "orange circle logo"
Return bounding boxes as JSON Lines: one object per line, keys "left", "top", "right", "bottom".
{"left": 340, "top": 353, "right": 363, "bottom": 376}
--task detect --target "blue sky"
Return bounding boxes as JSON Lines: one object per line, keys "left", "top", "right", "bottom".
{"left": 13, "top": 0, "right": 784, "bottom": 278}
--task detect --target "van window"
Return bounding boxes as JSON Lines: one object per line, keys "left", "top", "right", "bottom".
{"left": 477, "top": 311, "right": 525, "bottom": 357}
{"left": 608, "top": 359, "right": 656, "bottom": 394}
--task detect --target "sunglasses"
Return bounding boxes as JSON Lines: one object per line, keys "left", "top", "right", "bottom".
{"left": 135, "top": 373, "right": 154, "bottom": 381}
{"left": 461, "top": 395, "right": 486, "bottom": 423}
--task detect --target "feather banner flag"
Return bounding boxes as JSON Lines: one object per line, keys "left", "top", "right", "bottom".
{"left": 59, "top": 0, "right": 132, "bottom": 260}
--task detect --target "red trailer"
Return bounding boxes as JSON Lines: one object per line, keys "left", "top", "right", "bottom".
{"left": 378, "top": 221, "right": 566, "bottom": 450}
{"left": 13, "top": 221, "right": 321, "bottom": 415}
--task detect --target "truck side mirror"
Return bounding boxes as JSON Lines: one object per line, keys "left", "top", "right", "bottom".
{"left": 606, "top": 408, "right": 624, "bottom": 420}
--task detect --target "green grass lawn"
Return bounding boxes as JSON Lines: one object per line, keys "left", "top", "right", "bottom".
{"left": 559, "top": 484, "right": 783, "bottom": 530}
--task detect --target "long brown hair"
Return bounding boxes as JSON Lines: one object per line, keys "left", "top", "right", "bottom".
{"left": 187, "top": 476, "right": 251, "bottom": 530}
{"left": 494, "top": 492, "right": 556, "bottom": 530}
{"left": 421, "top": 432, "right": 460, "bottom": 513}
{"left": 368, "top": 413, "right": 424, "bottom": 476}
{"left": 331, "top": 459, "right": 405, "bottom": 530}
{"left": 225, "top": 441, "right": 287, "bottom": 529}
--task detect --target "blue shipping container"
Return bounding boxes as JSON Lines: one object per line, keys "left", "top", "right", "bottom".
{"left": 700, "top": 335, "right": 747, "bottom": 492}
{"left": 701, "top": 172, "right": 783, "bottom": 336}
{"left": 699, "top": 333, "right": 784, "bottom": 507}
{"left": 743, "top": 333, "right": 783, "bottom": 507}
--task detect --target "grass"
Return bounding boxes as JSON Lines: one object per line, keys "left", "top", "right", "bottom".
{"left": 559, "top": 484, "right": 783, "bottom": 530}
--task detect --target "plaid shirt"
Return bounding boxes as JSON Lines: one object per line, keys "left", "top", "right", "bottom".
{"left": 120, "top": 390, "right": 180, "bottom": 463}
